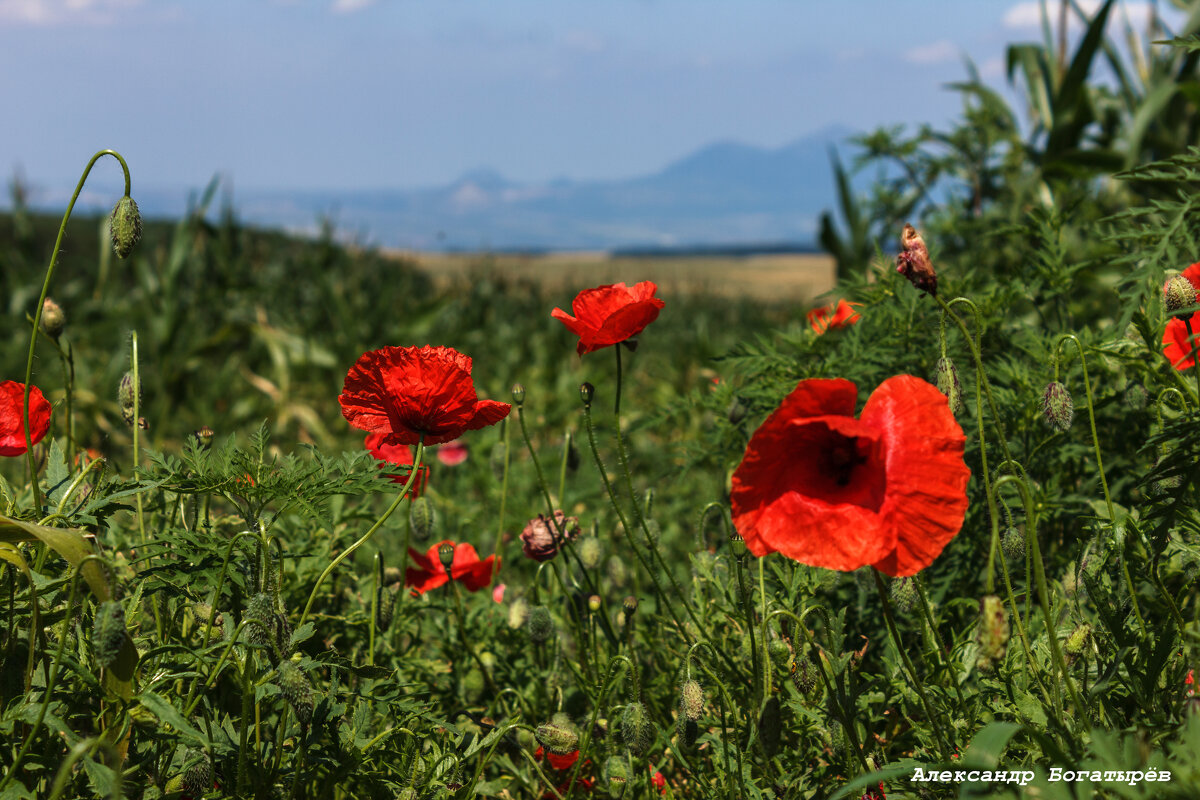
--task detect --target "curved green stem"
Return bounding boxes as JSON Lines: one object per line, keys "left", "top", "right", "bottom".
{"left": 298, "top": 442, "right": 423, "bottom": 630}
{"left": 22, "top": 150, "right": 131, "bottom": 513}
{"left": 564, "top": 656, "right": 631, "bottom": 800}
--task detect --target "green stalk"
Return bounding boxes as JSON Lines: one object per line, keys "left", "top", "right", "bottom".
{"left": 491, "top": 418, "right": 511, "bottom": 583}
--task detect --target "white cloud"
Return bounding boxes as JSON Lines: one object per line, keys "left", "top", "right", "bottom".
{"left": 331, "top": 0, "right": 375, "bottom": 13}
{"left": 1003, "top": 1, "right": 1156, "bottom": 31}
{"left": 904, "top": 40, "right": 959, "bottom": 65}
{"left": 0, "top": 0, "right": 139, "bottom": 24}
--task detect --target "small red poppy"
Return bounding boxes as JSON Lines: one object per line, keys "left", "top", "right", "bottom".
{"left": 552, "top": 281, "right": 665, "bottom": 356}
{"left": 731, "top": 376, "right": 969, "bottom": 577}
{"left": 807, "top": 299, "right": 860, "bottom": 334}
{"left": 364, "top": 433, "right": 428, "bottom": 497}
{"left": 0, "top": 381, "right": 52, "bottom": 457}
{"left": 340, "top": 345, "right": 510, "bottom": 446}
{"left": 1163, "top": 263, "right": 1200, "bottom": 370}
{"left": 534, "top": 746, "right": 581, "bottom": 771}
{"left": 406, "top": 540, "right": 497, "bottom": 595}
{"left": 650, "top": 768, "right": 666, "bottom": 795}
{"left": 436, "top": 439, "right": 469, "bottom": 466}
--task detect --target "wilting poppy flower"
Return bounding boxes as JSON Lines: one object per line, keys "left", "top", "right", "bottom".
{"left": 406, "top": 540, "right": 497, "bottom": 595}
{"left": 436, "top": 439, "right": 469, "bottom": 466}
{"left": 364, "top": 433, "right": 428, "bottom": 496}
{"left": 731, "top": 376, "right": 969, "bottom": 577}
{"left": 552, "top": 281, "right": 665, "bottom": 356}
{"left": 1163, "top": 262, "right": 1200, "bottom": 370}
{"left": 520, "top": 510, "right": 581, "bottom": 562}
{"left": 340, "top": 345, "right": 510, "bottom": 446}
{"left": 0, "top": 381, "right": 52, "bottom": 457}
{"left": 807, "top": 299, "right": 860, "bottom": 334}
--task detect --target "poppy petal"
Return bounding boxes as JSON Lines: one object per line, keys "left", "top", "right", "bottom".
{"left": 0, "top": 381, "right": 52, "bottom": 458}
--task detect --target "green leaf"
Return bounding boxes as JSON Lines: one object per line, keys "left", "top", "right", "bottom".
{"left": 139, "top": 691, "right": 209, "bottom": 746}
{"left": 0, "top": 514, "right": 109, "bottom": 601}
{"left": 962, "top": 721, "right": 1023, "bottom": 768}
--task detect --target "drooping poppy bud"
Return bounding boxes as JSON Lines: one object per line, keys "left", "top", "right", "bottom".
{"left": 110, "top": 195, "right": 142, "bottom": 258}
{"left": 975, "top": 595, "right": 1010, "bottom": 671}
{"left": 92, "top": 600, "right": 126, "bottom": 669}
{"left": 40, "top": 298, "right": 66, "bottom": 340}
{"left": 1041, "top": 381, "right": 1074, "bottom": 431}
{"left": 679, "top": 679, "right": 704, "bottom": 721}
{"left": 276, "top": 660, "right": 315, "bottom": 725}
{"left": 409, "top": 497, "right": 436, "bottom": 541}
{"left": 527, "top": 605, "right": 553, "bottom": 644}
{"left": 934, "top": 356, "right": 964, "bottom": 416}
{"left": 620, "top": 702, "right": 653, "bottom": 757}
{"left": 534, "top": 721, "right": 579, "bottom": 754}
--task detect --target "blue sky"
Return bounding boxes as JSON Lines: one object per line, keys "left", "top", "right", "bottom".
{"left": 0, "top": 0, "right": 1181, "bottom": 200}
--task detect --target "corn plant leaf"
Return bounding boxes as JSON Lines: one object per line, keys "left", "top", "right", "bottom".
{"left": 0, "top": 514, "right": 108, "bottom": 601}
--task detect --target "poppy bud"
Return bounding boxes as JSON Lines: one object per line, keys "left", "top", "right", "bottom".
{"left": 375, "top": 584, "right": 396, "bottom": 632}
{"left": 40, "top": 298, "right": 66, "bottom": 340}
{"left": 888, "top": 576, "right": 918, "bottom": 614}
{"left": 535, "top": 721, "right": 578, "bottom": 754}
{"left": 527, "top": 604, "right": 553, "bottom": 643}
{"left": 1065, "top": 623, "right": 1091, "bottom": 658}
{"left": 729, "top": 533, "right": 749, "bottom": 559}
{"left": 607, "top": 554, "right": 628, "bottom": 587}
{"left": 110, "top": 195, "right": 142, "bottom": 258}
{"left": 580, "top": 382, "right": 595, "bottom": 406}
{"left": 409, "top": 497, "right": 436, "bottom": 541}
{"left": 244, "top": 592, "right": 277, "bottom": 650}
{"left": 1041, "top": 381, "right": 1073, "bottom": 431}
{"left": 604, "top": 754, "right": 630, "bottom": 796}
{"left": 1165, "top": 275, "right": 1197, "bottom": 313}
{"left": 276, "top": 660, "right": 314, "bottom": 725}
{"left": 791, "top": 655, "right": 816, "bottom": 694}
{"left": 462, "top": 668, "right": 485, "bottom": 702}
{"left": 92, "top": 600, "right": 126, "bottom": 669}
{"left": 507, "top": 597, "right": 529, "bottom": 629}
{"left": 489, "top": 441, "right": 507, "bottom": 481}
{"left": 681, "top": 718, "right": 699, "bottom": 748}
{"left": 181, "top": 748, "right": 212, "bottom": 798}
{"left": 437, "top": 542, "right": 455, "bottom": 573}
{"left": 620, "top": 702, "right": 653, "bottom": 757}
{"left": 588, "top": 594, "right": 602, "bottom": 613}
{"left": 622, "top": 596, "right": 638, "bottom": 616}
{"left": 679, "top": 679, "right": 703, "bottom": 721}
{"left": 896, "top": 223, "right": 938, "bottom": 296}
{"left": 578, "top": 537, "right": 603, "bottom": 569}
{"left": 768, "top": 639, "right": 792, "bottom": 668}
{"left": 1001, "top": 526, "right": 1024, "bottom": 569}
{"left": 118, "top": 371, "right": 140, "bottom": 426}
{"left": 511, "top": 383, "right": 526, "bottom": 406}
{"left": 975, "top": 595, "right": 1009, "bottom": 671}
{"left": 934, "top": 357, "right": 964, "bottom": 416}
{"left": 1123, "top": 381, "right": 1148, "bottom": 411}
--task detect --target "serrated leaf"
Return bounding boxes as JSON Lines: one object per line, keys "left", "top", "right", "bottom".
{"left": 139, "top": 691, "right": 208, "bottom": 745}
{"left": 289, "top": 621, "right": 316, "bottom": 649}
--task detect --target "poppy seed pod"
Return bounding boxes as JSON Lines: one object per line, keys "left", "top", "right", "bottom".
{"left": 527, "top": 605, "right": 553, "bottom": 643}
{"left": 975, "top": 595, "right": 1009, "bottom": 671}
{"left": 437, "top": 542, "right": 456, "bottom": 573}
{"left": 620, "top": 702, "right": 653, "bottom": 757}
{"left": 934, "top": 356, "right": 964, "bottom": 416}
{"left": 1165, "top": 275, "right": 1197, "bottom": 313}
{"left": 520, "top": 510, "right": 581, "bottom": 562}
{"left": 40, "top": 298, "right": 66, "bottom": 340}
{"left": 110, "top": 195, "right": 142, "bottom": 258}
{"left": 587, "top": 594, "right": 602, "bottom": 613}
{"left": 511, "top": 383, "right": 526, "bottom": 406}
{"left": 622, "top": 596, "right": 638, "bottom": 616}
{"left": 534, "top": 721, "right": 578, "bottom": 754}
{"left": 276, "top": 660, "right": 315, "bottom": 725}
{"left": 92, "top": 600, "right": 126, "bottom": 669}
{"left": 679, "top": 679, "right": 704, "bottom": 721}
{"left": 409, "top": 497, "right": 436, "bottom": 541}
{"left": 580, "top": 382, "right": 595, "bottom": 406}
{"left": 1041, "top": 381, "right": 1074, "bottom": 432}
{"left": 192, "top": 425, "right": 214, "bottom": 450}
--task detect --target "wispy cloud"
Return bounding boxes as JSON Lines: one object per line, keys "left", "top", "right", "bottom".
{"left": 0, "top": 0, "right": 140, "bottom": 25}
{"left": 331, "top": 0, "right": 376, "bottom": 13}
{"left": 1002, "top": 1, "right": 1156, "bottom": 31}
{"left": 904, "top": 40, "right": 959, "bottom": 65}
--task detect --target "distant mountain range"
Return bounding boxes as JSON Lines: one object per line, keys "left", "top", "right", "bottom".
{"left": 29, "top": 125, "right": 858, "bottom": 252}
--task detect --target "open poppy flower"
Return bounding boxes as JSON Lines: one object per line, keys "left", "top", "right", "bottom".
{"left": 534, "top": 746, "right": 582, "bottom": 771}
{"left": 340, "top": 345, "right": 510, "bottom": 446}
{"left": 364, "top": 433, "right": 428, "bottom": 496}
{"left": 1163, "top": 262, "right": 1200, "bottom": 370}
{"left": 552, "top": 281, "right": 665, "bottom": 356}
{"left": 436, "top": 439, "right": 469, "bottom": 466}
{"left": 406, "top": 540, "right": 497, "bottom": 595}
{"left": 731, "top": 376, "right": 969, "bottom": 577}
{"left": 0, "top": 380, "right": 52, "bottom": 457}
{"left": 807, "top": 299, "right": 860, "bottom": 334}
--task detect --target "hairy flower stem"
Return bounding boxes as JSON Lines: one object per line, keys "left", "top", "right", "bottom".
{"left": 614, "top": 341, "right": 623, "bottom": 417}
{"left": 1184, "top": 317, "right": 1200, "bottom": 399}
{"left": 733, "top": 550, "right": 762, "bottom": 710}
{"left": 912, "top": 576, "right": 966, "bottom": 710}
{"left": 491, "top": 418, "right": 511, "bottom": 583}
{"left": 688, "top": 643, "right": 747, "bottom": 799}
{"left": 995, "top": 474, "right": 1090, "bottom": 723}
{"left": 298, "top": 443, "right": 424, "bottom": 630}
{"left": 563, "top": 656, "right": 631, "bottom": 800}
{"left": 236, "top": 657, "right": 256, "bottom": 796}
{"left": 131, "top": 333, "right": 148, "bottom": 551}
{"left": 22, "top": 150, "right": 132, "bottom": 514}
{"left": 449, "top": 580, "right": 500, "bottom": 696}
{"left": 871, "top": 570, "right": 951, "bottom": 757}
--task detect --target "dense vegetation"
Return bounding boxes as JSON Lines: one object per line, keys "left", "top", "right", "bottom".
{"left": 5, "top": 1, "right": 1200, "bottom": 797}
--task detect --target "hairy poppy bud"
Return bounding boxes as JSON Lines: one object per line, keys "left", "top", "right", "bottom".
{"left": 462, "top": 668, "right": 485, "bottom": 702}
{"left": 1165, "top": 275, "right": 1197, "bottom": 313}
{"left": 791, "top": 655, "right": 816, "bottom": 694}
{"left": 244, "top": 592, "right": 277, "bottom": 650}
{"left": 580, "top": 382, "right": 594, "bottom": 406}
{"left": 578, "top": 537, "right": 603, "bottom": 569}
{"left": 92, "top": 600, "right": 126, "bottom": 669}
{"left": 1001, "top": 526, "right": 1024, "bottom": 568}
{"left": 1065, "top": 623, "right": 1091, "bottom": 658}
{"left": 1042, "top": 381, "right": 1073, "bottom": 431}
{"left": 535, "top": 721, "right": 578, "bottom": 754}
{"left": 975, "top": 595, "right": 1009, "bottom": 671}
{"left": 383, "top": 566, "right": 403, "bottom": 585}
{"left": 679, "top": 679, "right": 703, "bottom": 721}
{"left": 409, "top": 497, "right": 435, "bottom": 541}
{"left": 277, "top": 660, "right": 315, "bottom": 725}
{"left": 620, "top": 702, "right": 653, "bottom": 757}
{"left": 118, "top": 371, "right": 140, "bottom": 426}
{"left": 604, "top": 754, "right": 630, "bottom": 796}
{"left": 437, "top": 542, "right": 455, "bottom": 573}
{"left": 507, "top": 597, "right": 529, "bottom": 629}
{"left": 181, "top": 748, "right": 212, "bottom": 798}
{"left": 934, "top": 356, "right": 964, "bottom": 416}
{"left": 768, "top": 639, "right": 792, "bottom": 668}
{"left": 511, "top": 383, "right": 526, "bottom": 406}
{"left": 607, "top": 554, "right": 628, "bottom": 587}
{"left": 889, "top": 576, "right": 918, "bottom": 614}
{"left": 40, "top": 298, "right": 66, "bottom": 340}
{"left": 896, "top": 223, "right": 938, "bottom": 296}
{"left": 375, "top": 584, "right": 396, "bottom": 632}
{"left": 527, "top": 604, "right": 553, "bottom": 643}
{"left": 110, "top": 196, "right": 141, "bottom": 258}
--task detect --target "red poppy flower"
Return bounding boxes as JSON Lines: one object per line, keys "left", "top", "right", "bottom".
{"left": 1163, "top": 262, "right": 1200, "bottom": 370}
{"left": 807, "top": 299, "right": 860, "bottom": 334}
{"left": 339, "top": 345, "right": 510, "bottom": 446}
{"left": 406, "top": 540, "right": 497, "bottom": 595}
{"left": 552, "top": 281, "right": 665, "bottom": 356}
{"left": 0, "top": 381, "right": 52, "bottom": 457}
{"left": 730, "top": 376, "right": 969, "bottom": 577}
{"left": 650, "top": 768, "right": 666, "bottom": 795}
{"left": 436, "top": 439, "right": 469, "bottom": 466}
{"left": 365, "top": 433, "right": 429, "bottom": 497}
{"left": 535, "top": 746, "right": 581, "bottom": 771}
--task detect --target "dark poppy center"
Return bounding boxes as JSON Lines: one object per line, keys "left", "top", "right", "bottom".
{"left": 785, "top": 420, "right": 886, "bottom": 512}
